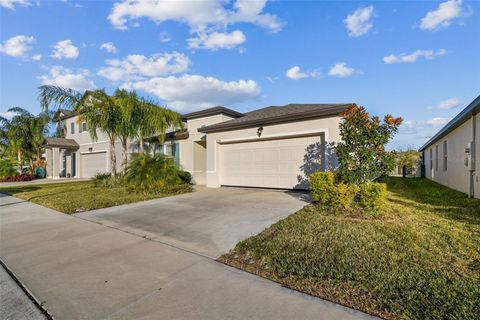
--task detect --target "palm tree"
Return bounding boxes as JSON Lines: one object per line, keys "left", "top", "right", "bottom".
{"left": 39, "top": 85, "right": 183, "bottom": 174}
{"left": 39, "top": 85, "right": 121, "bottom": 175}
{"left": 0, "top": 107, "right": 49, "bottom": 170}
{"left": 136, "top": 99, "right": 183, "bottom": 154}
{"left": 112, "top": 89, "right": 137, "bottom": 172}
{"left": 111, "top": 89, "right": 184, "bottom": 172}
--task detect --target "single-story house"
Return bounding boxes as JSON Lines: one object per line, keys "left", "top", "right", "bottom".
{"left": 44, "top": 103, "right": 352, "bottom": 189}
{"left": 419, "top": 95, "right": 480, "bottom": 198}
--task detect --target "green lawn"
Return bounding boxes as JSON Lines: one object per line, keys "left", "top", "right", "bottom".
{"left": 0, "top": 181, "right": 192, "bottom": 214}
{"left": 220, "top": 177, "right": 480, "bottom": 320}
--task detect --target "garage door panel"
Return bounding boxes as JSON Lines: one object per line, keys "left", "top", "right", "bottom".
{"left": 220, "top": 136, "right": 322, "bottom": 189}
{"left": 81, "top": 152, "right": 107, "bottom": 178}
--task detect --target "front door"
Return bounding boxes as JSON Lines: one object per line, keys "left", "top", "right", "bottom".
{"left": 71, "top": 152, "right": 76, "bottom": 177}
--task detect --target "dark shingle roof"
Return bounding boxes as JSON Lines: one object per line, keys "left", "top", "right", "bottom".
{"left": 198, "top": 104, "right": 353, "bottom": 133}
{"left": 43, "top": 137, "right": 79, "bottom": 149}
{"left": 182, "top": 106, "right": 244, "bottom": 120}
{"left": 59, "top": 109, "right": 77, "bottom": 120}
{"left": 419, "top": 95, "right": 480, "bottom": 151}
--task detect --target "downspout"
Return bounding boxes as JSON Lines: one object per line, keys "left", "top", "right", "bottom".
{"left": 470, "top": 114, "right": 476, "bottom": 198}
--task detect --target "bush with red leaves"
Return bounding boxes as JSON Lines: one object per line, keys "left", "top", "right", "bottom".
{"left": 0, "top": 173, "right": 36, "bottom": 182}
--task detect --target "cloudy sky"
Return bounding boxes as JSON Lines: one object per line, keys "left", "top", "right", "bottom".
{"left": 1, "top": 0, "right": 479, "bottom": 149}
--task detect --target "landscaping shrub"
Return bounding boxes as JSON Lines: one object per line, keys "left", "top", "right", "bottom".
{"left": 330, "top": 183, "right": 358, "bottom": 211}
{"left": 125, "top": 153, "right": 183, "bottom": 192}
{"left": 310, "top": 171, "right": 387, "bottom": 216}
{"left": 0, "top": 173, "right": 35, "bottom": 182}
{"left": 310, "top": 171, "right": 336, "bottom": 203}
{"left": 93, "top": 172, "right": 124, "bottom": 188}
{"left": 0, "top": 159, "right": 18, "bottom": 178}
{"left": 178, "top": 170, "right": 192, "bottom": 184}
{"left": 357, "top": 182, "right": 387, "bottom": 214}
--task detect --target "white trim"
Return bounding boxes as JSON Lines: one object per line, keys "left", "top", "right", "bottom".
{"left": 217, "top": 129, "right": 328, "bottom": 144}
{"left": 80, "top": 150, "right": 108, "bottom": 155}
{"left": 189, "top": 114, "right": 234, "bottom": 122}
{"left": 79, "top": 140, "right": 109, "bottom": 146}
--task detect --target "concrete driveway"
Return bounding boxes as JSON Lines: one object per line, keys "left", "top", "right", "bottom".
{"left": 0, "top": 193, "right": 377, "bottom": 320}
{"left": 76, "top": 187, "right": 308, "bottom": 258}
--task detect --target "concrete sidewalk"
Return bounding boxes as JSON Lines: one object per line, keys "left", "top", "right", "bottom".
{"left": 0, "top": 193, "right": 377, "bottom": 320}
{"left": 0, "top": 264, "right": 46, "bottom": 320}
{"left": 0, "top": 178, "right": 89, "bottom": 188}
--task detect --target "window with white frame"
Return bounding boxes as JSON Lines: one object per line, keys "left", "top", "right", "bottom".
{"left": 70, "top": 122, "right": 75, "bottom": 134}
{"left": 81, "top": 122, "right": 88, "bottom": 132}
{"left": 430, "top": 148, "right": 433, "bottom": 171}
{"left": 435, "top": 145, "right": 438, "bottom": 171}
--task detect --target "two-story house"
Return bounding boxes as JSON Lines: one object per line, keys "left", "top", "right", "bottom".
{"left": 44, "top": 103, "right": 352, "bottom": 189}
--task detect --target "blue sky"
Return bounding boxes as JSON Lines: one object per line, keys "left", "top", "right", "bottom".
{"left": 1, "top": 0, "right": 479, "bottom": 149}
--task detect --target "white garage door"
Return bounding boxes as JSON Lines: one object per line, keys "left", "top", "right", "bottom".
{"left": 220, "top": 136, "right": 323, "bottom": 189}
{"left": 81, "top": 152, "right": 107, "bottom": 178}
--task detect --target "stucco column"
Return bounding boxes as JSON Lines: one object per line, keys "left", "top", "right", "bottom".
{"left": 52, "top": 147, "right": 60, "bottom": 179}
{"left": 45, "top": 148, "right": 53, "bottom": 178}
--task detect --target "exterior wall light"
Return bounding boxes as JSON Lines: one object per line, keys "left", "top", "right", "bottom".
{"left": 257, "top": 126, "right": 263, "bottom": 137}
{"left": 88, "top": 147, "right": 93, "bottom": 152}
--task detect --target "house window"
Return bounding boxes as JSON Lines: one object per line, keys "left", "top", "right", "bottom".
{"left": 81, "top": 122, "right": 88, "bottom": 132}
{"left": 443, "top": 141, "right": 447, "bottom": 171}
{"left": 70, "top": 122, "right": 75, "bottom": 134}
{"left": 163, "top": 143, "right": 179, "bottom": 164}
{"left": 435, "top": 145, "right": 438, "bottom": 171}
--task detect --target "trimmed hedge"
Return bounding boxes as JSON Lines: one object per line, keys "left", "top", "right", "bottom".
{"left": 310, "top": 171, "right": 386, "bottom": 216}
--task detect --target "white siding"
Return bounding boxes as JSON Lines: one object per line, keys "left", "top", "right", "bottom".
{"left": 424, "top": 117, "right": 474, "bottom": 196}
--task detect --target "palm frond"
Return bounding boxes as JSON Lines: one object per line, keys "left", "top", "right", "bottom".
{"left": 38, "top": 85, "right": 82, "bottom": 112}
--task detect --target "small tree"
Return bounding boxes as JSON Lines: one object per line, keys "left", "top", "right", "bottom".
{"left": 397, "top": 149, "right": 421, "bottom": 177}
{"left": 336, "top": 105, "right": 402, "bottom": 184}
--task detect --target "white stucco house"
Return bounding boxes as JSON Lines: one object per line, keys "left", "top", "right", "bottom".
{"left": 419, "top": 95, "right": 480, "bottom": 198}
{"left": 44, "top": 103, "right": 352, "bottom": 189}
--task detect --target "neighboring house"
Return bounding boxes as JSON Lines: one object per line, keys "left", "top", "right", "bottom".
{"left": 44, "top": 103, "right": 352, "bottom": 189}
{"left": 419, "top": 95, "right": 480, "bottom": 198}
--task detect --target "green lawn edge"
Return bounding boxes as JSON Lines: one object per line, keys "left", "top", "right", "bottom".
{"left": 0, "top": 180, "right": 192, "bottom": 214}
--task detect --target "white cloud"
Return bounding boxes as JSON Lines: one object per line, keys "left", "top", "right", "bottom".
{"left": 108, "top": 0, "right": 282, "bottom": 32}
{"left": 0, "top": 35, "right": 34, "bottom": 57}
{"left": 286, "top": 66, "right": 307, "bottom": 80}
{"left": 38, "top": 66, "right": 95, "bottom": 92}
{"left": 328, "top": 62, "right": 356, "bottom": 77}
{"left": 100, "top": 42, "right": 117, "bottom": 53}
{"left": 420, "top": 0, "right": 467, "bottom": 31}
{"left": 159, "top": 32, "right": 172, "bottom": 43}
{"left": 51, "top": 40, "right": 79, "bottom": 59}
{"left": 428, "top": 98, "right": 460, "bottom": 110}
{"left": 98, "top": 52, "right": 191, "bottom": 81}
{"left": 128, "top": 74, "right": 261, "bottom": 112}
{"left": 188, "top": 30, "right": 246, "bottom": 50}
{"left": 31, "top": 54, "right": 42, "bottom": 61}
{"left": 426, "top": 117, "right": 451, "bottom": 126}
{"left": 344, "top": 5, "right": 374, "bottom": 37}
{"left": 0, "top": 111, "right": 17, "bottom": 120}
{"left": 0, "top": 0, "right": 30, "bottom": 10}
{"left": 383, "top": 49, "right": 446, "bottom": 64}
{"left": 286, "top": 66, "right": 320, "bottom": 80}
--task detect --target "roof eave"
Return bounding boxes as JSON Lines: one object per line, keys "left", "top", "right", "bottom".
{"left": 419, "top": 95, "right": 480, "bottom": 151}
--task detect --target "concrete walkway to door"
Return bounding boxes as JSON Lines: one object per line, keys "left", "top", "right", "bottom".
{"left": 76, "top": 187, "right": 309, "bottom": 258}
{"left": 0, "top": 193, "right": 377, "bottom": 320}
